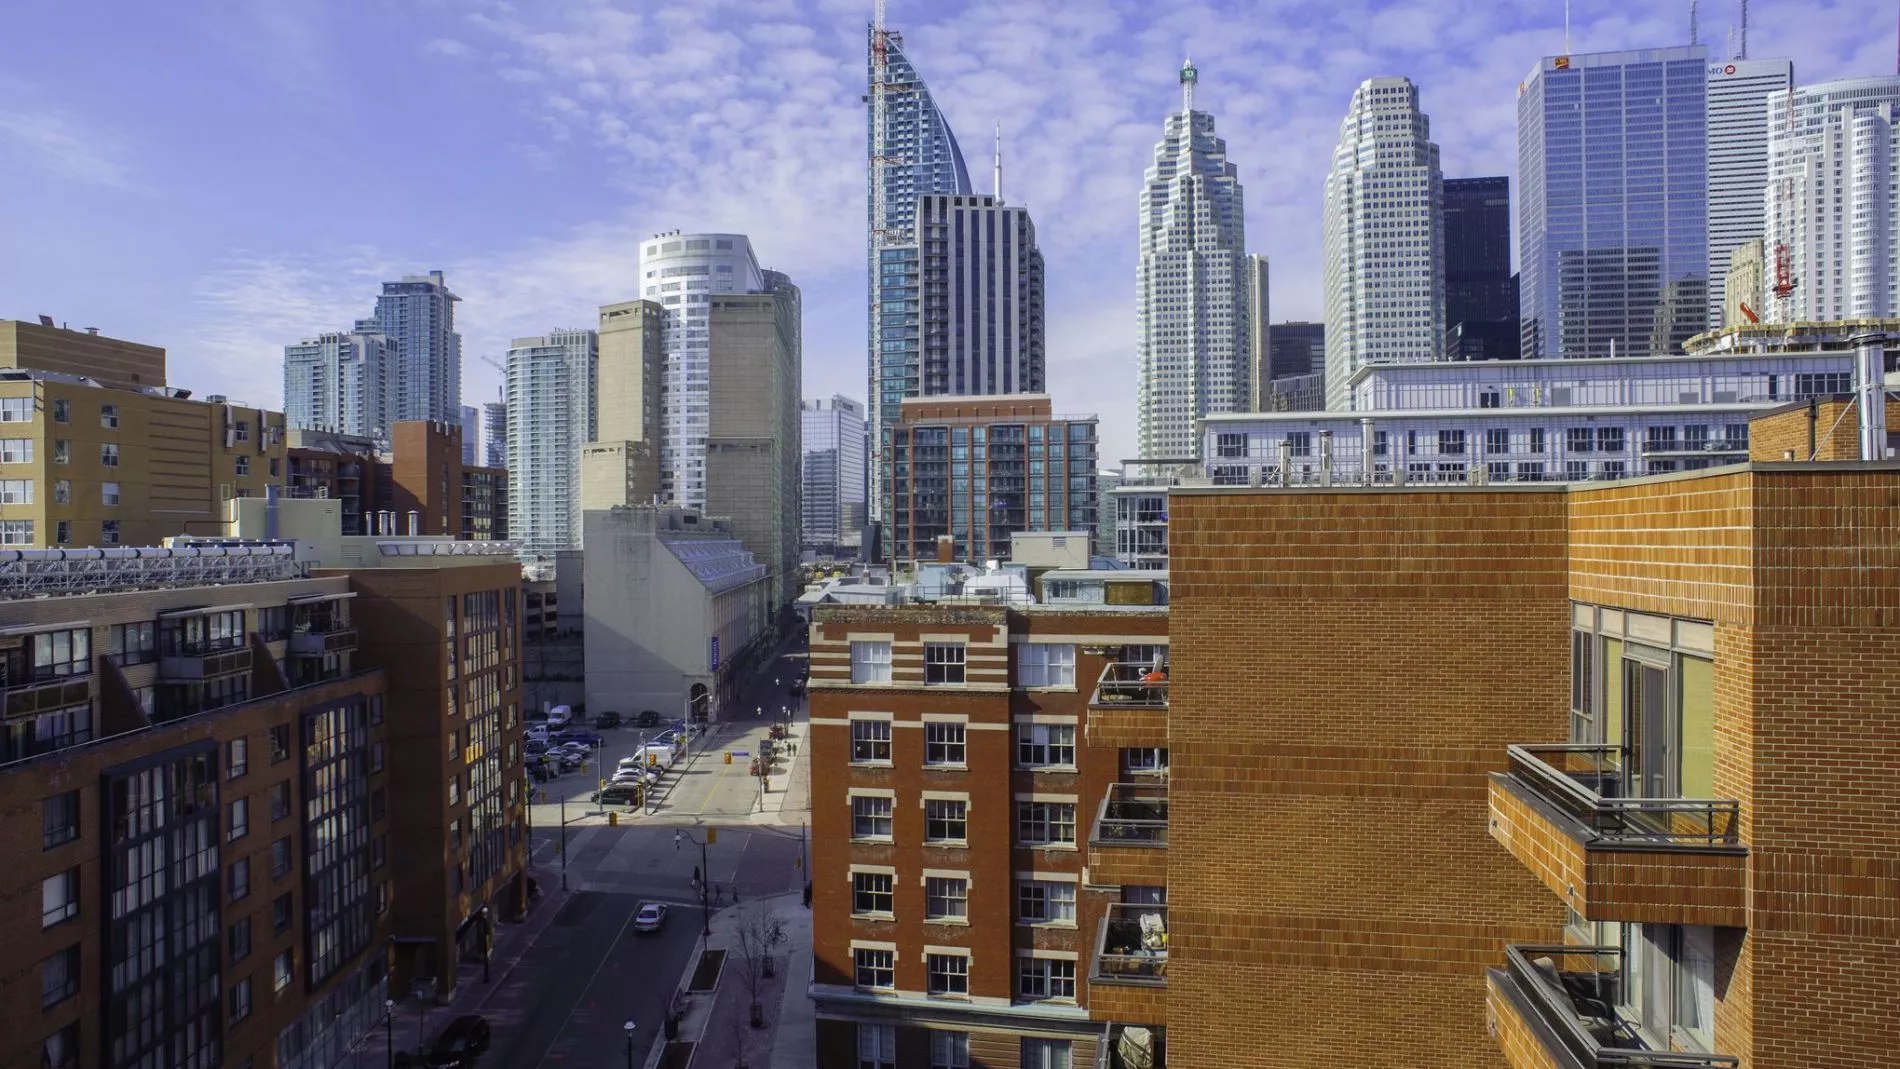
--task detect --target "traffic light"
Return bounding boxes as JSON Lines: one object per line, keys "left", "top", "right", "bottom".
{"left": 707, "top": 827, "right": 719, "bottom": 844}
{"left": 724, "top": 751, "right": 732, "bottom": 765}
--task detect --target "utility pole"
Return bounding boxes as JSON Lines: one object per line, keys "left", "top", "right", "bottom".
{"left": 675, "top": 828, "right": 716, "bottom": 936}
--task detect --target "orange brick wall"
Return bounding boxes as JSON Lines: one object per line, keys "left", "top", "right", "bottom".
{"left": 1166, "top": 488, "right": 1571, "bottom": 1069}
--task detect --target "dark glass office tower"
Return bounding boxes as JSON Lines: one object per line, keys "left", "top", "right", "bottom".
{"left": 1518, "top": 46, "right": 1709, "bottom": 359}
{"left": 1444, "top": 177, "right": 1520, "bottom": 361}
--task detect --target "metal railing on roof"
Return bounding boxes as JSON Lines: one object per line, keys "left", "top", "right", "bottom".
{"left": 0, "top": 543, "right": 304, "bottom": 600}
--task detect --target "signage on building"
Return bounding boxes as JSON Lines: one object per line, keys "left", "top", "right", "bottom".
{"left": 1553, "top": 56, "right": 1570, "bottom": 69}
{"left": 710, "top": 636, "right": 721, "bottom": 671}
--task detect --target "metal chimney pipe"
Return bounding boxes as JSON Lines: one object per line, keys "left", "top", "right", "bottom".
{"left": 1854, "top": 333, "right": 1889, "bottom": 460}
{"left": 408, "top": 510, "right": 421, "bottom": 536}
{"left": 1360, "top": 418, "right": 1376, "bottom": 485}
{"left": 1277, "top": 440, "right": 1292, "bottom": 487}
{"left": 1319, "top": 430, "right": 1334, "bottom": 487}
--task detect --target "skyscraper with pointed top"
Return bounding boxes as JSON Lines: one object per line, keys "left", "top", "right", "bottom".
{"left": 1136, "top": 60, "right": 1256, "bottom": 460}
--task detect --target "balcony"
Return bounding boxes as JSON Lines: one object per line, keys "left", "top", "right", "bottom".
{"left": 1094, "top": 903, "right": 1168, "bottom": 984}
{"left": 1090, "top": 782, "right": 1169, "bottom": 886}
{"left": 1091, "top": 662, "right": 1169, "bottom": 709}
{"left": 1486, "top": 945, "right": 1738, "bottom": 1069}
{"left": 1489, "top": 745, "right": 1747, "bottom": 927}
{"left": 159, "top": 639, "right": 252, "bottom": 682}
{"left": 0, "top": 654, "right": 91, "bottom": 720}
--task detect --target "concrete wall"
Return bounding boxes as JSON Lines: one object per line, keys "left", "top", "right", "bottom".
{"left": 582, "top": 508, "right": 714, "bottom": 720}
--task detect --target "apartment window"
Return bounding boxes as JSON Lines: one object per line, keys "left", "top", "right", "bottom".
{"left": 108, "top": 621, "right": 157, "bottom": 666}
{"left": 853, "top": 947, "right": 895, "bottom": 989}
{"left": 272, "top": 950, "right": 293, "bottom": 992}
{"left": 49, "top": 439, "right": 64, "bottom": 464}
{"left": 852, "top": 871, "right": 894, "bottom": 915}
{"left": 370, "top": 741, "right": 385, "bottom": 773}
{"left": 929, "top": 1031, "right": 970, "bottom": 1069}
{"left": 372, "top": 836, "right": 387, "bottom": 869}
{"left": 1565, "top": 427, "right": 1595, "bottom": 453}
{"left": 42, "top": 790, "right": 79, "bottom": 849}
{"left": 229, "top": 977, "right": 252, "bottom": 1023}
{"left": 269, "top": 780, "right": 290, "bottom": 820}
{"left": 41, "top": 946, "right": 79, "bottom": 1008}
{"left": 0, "top": 438, "right": 30, "bottom": 464}
{"left": 857, "top": 1023, "right": 895, "bottom": 1069}
{"left": 229, "top": 858, "right": 250, "bottom": 902}
{"left": 1438, "top": 429, "right": 1466, "bottom": 455}
{"left": 235, "top": 456, "right": 250, "bottom": 476}
{"left": 53, "top": 520, "right": 69, "bottom": 544}
{"left": 1597, "top": 427, "right": 1626, "bottom": 452}
{"left": 850, "top": 718, "right": 891, "bottom": 763}
{"left": 268, "top": 724, "right": 289, "bottom": 762}
{"left": 1286, "top": 431, "right": 1313, "bottom": 457}
{"left": 923, "top": 722, "right": 966, "bottom": 766}
{"left": 101, "top": 442, "right": 119, "bottom": 467}
{"left": 448, "top": 776, "right": 461, "bottom": 807}
{"left": 271, "top": 836, "right": 292, "bottom": 878}
{"left": 272, "top": 892, "right": 292, "bottom": 934}
{"left": 1529, "top": 428, "right": 1547, "bottom": 453}
{"left": 1018, "top": 880, "right": 1077, "bottom": 925}
{"left": 1018, "top": 724, "right": 1076, "bottom": 768}
{"left": 227, "top": 798, "right": 249, "bottom": 841}
{"left": 100, "top": 404, "right": 119, "bottom": 428}
{"left": 233, "top": 420, "right": 250, "bottom": 442}
{"left": 1016, "top": 643, "right": 1075, "bottom": 687}
{"left": 449, "top": 820, "right": 462, "bottom": 849}
{"left": 924, "top": 798, "right": 968, "bottom": 843}
{"left": 227, "top": 737, "right": 248, "bottom": 779}
{"left": 42, "top": 869, "right": 78, "bottom": 927}
{"left": 927, "top": 952, "right": 970, "bottom": 996}
{"left": 925, "top": 876, "right": 968, "bottom": 921}
{"left": 0, "top": 478, "right": 32, "bottom": 504}
{"left": 1, "top": 519, "right": 34, "bottom": 545}
{"left": 851, "top": 795, "right": 894, "bottom": 839}
{"left": 850, "top": 640, "right": 891, "bottom": 683}
{"left": 42, "top": 1024, "right": 78, "bottom": 1069}
{"left": 99, "top": 520, "right": 118, "bottom": 544}
{"left": 1017, "top": 957, "right": 1077, "bottom": 1001}
{"left": 229, "top": 918, "right": 251, "bottom": 963}
{"left": 1022, "top": 1037, "right": 1074, "bottom": 1069}
{"left": 53, "top": 478, "right": 69, "bottom": 503}
{"left": 52, "top": 398, "right": 69, "bottom": 423}
{"left": 1017, "top": 801, "right": 1077, "bottom": 846}
{"left": 923, "top": 642, "right": 966, "bottom": 685}
{"left": 101, "top": 481, "right": 120, "bottom": 506}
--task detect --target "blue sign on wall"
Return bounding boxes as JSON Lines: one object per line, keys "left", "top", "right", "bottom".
{"left": 710, "top": 636, "right": 720, "bottom": 671}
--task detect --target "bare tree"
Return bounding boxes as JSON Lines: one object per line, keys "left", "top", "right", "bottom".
{"left": 725, "top": 905, "right": 789, "bottom": 1027}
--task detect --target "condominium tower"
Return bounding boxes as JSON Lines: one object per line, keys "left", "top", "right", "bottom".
{"left": 802, "top": 395, "right": 867, "bottom": 553}
{"left": 459, "top": 405, "right": 479, "bottom": 464}
{"left": 483, "top": 400, "right": 507, "bottom": 467}
{"left": 282, "top": 320, "right": 395, "bottom": 443}
{"left": 1706, "top": 57, "right": 1794, "bottom": 326}
{"left": 911, "top": 193, "right": 1045, "bottom": 397}
{"left": 1137, "top": 60, "right": 1254, "bottom": 457}
{"left": 1762, "top": 76, "right": 1900, "bottom": 322}
{"left": 1322, "top": 77, "right": 1445, "bottom": 408}
{"left": 1518, "top": 47, "right": 1710, "bottom": 359}
{"left": 504, "top": 328, "right": 597, "bottom": 561}
{"left": 868, "top": 21, "right": 975, "bottom": 516}
{"left": 375, "top": 271, "right": 463, "bottom": 423}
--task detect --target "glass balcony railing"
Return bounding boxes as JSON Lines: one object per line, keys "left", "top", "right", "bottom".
{"left": 1091, "top": 662, "right": 1170, "bottom": 708}
{"left": 1507, "top": 745, "right": 1740, "bottom": 846}
{"left": 1498, "top": 945, "right": 1738, "bottom": 1068}
{"left": 1092, "top": 782, "right": 1168, "bottom": 845}
{"left": 1094, "top": 903, "right": 1168, "bottom": 984}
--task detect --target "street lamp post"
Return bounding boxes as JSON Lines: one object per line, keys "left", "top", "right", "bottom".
{"left": 623, "top": 1020, "right": 637, "bottom": 1069}
{"left": 384, "top": 998, "right": 394, "bottom": 1069}
{"left": 480, "top": 906, "right": 491, "bottom": 984}
{"left": 674, "top": 829, "right": 714, "bottom": 936}
{"left": 559, "top": 791, "right": 568, "bottom": 890}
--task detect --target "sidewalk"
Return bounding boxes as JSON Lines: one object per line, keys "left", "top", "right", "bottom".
{"left": 644, "top": 890, "right": 816, "bottom": 1069}
{"left": 344, "top": 879, "right": 575, "bottom": 1067}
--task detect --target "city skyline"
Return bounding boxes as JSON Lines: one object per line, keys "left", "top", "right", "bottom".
{"left": 1, "top": 2, "right": 1892, "bottom": 464}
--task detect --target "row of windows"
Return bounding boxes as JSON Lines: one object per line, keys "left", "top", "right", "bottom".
{"left": 850, "top": 869, "right": 1077, "bottom": 924}
{"left": 849, "top": 793, "right": 1077, "bottom": 846}
{"left": 851, "top": 946, "right": 1078, "bottom": 1003}
{"left": 848, "top": 719, "right": 1076, "bottom": 769}
{"left": 848, "top": 640, "right": 1078, "bottom": 687}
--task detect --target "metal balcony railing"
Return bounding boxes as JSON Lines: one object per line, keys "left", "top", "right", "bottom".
{"left": 1091, "top": 662, "right": 1169, "bottom": 708}
{"left": 1092, "top": 782, "right": 1169, "bottom": 845}
{"left": 1501, "top": 945, "right": 1738, "bottom": 1067}
{"left": 1094, "top": 903, "right": 1168, "bottom": 984}
{"left": 1506, "top": 745, "right": 1741, "bottom": 846}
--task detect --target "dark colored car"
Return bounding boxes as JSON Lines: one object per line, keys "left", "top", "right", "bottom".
{"left": 594, "top": 711, "right": 623, "bottom": 729}
{"left": 426, "top": 1015, "right": 490, "bottom": 1068}
{"left": 551, "top": 729, "right": 604, "bottom": 748}
{"left": 593, "top": 783, "right": 642, "bottom": 806}
{"left": 635, "top": 710, "right": 662, "bottom": 728}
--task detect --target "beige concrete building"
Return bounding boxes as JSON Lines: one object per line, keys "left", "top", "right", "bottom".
{"left": 584, "top": 300, "right": 666, "bottom": 514}
{"left": 706, "top": 275, "right": 801, "bottom": 612}
{"left": 1724, "top": 237, "right": 1766, "bottom": 327}
{"left": 0, "top": 319, "right": 167, "bottom": 390}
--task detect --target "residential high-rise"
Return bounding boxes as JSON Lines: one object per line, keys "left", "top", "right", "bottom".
{"left": 802, "top": 395, "right": 868, "bottom": 554}
{"left": 1763, "top": 76, "right": 1900, "bottom": 322}
{"left": 1137, "top": 60, "right": 1254, "bottom": 457}
{"left": 1519, "top": 47, "right": 1710, "bottom": 359}
{"left": 637, "top": 233, "right": 766, "bottom": 511}
{"left": 375, "top": 271, "right": 463, "bottom": 423}
{"left": 1322, "top": 76, "right": 1445, "bottom": 408}
{"left": 504, "top": 328, "right": 597, "bottom": 561}
{"left": 282, "top": 320, "right": 395, "bottom": 442}
{"left": 459, "top": 405, "right": 479, "bottom": 464}
{"left": 482, "top": 399, "right": 507, "bottom": 467}
{"left": 583, "top": 299, "right": 665, "bottom": 513}
{"left": 867, "top": 18, "right": 974, "bottom": 519}
{"left": 705, "top": 270, "right": 803, "bottom": 610}
{"left": 912, "top": 193, "right": 1045, "bottom": 396}
{"left": 1707, "top": 58, "right": 1794, "bottom": 327}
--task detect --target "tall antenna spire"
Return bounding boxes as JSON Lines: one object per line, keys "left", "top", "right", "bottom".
{"left": 1690, "top": 0, "right": 1699, "bottom": 45}
{"left": 1180, "top": 57, "right": 1197, "bottom": 115}
{"left": 1739, "top": 0, "right": 1748, "bottom": 57}
{"left": 994, "top": 121, "right": 1002, "bottom": 202}
{"left": 1564, "top": 0, "right": 1571, "bottom": 52}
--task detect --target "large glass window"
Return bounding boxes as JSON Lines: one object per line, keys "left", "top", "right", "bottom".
{"left": 1017, "top": 724, "right": 1076, "bottom": 768}
{"left": 850, "top": 719, "right": 891, "bottom": 763}
{"left": 923, "top": 722, "right": 966, "bottom": 766}
{"left": 853, "top": 949, "right": 894, "bottom": 990}
{"left": 1016, "top": 643, "right": 1075, "bottom": 688}
{"left": 850, "top": 641, "right": 891, "bottom": 684}
{"left": 857, "top": 1023, "right": 895, "bottom": 1069}
{"left": 923, "top": 643, "right": 966, "bottom": 685}
{"left": 851, "top": 795, "right": 893, "bottom": 839}
{"left": 924, "top": 799, "right": 967, "bottom": 842}
{"left": 852, "top": 872, "right": 894, "bottom": 915}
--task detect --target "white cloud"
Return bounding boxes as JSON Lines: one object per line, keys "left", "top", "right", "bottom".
{"left": 423, "top": 37, "right": 477, "bottom": 57}
{"left": 0, "top": 108, "right": 141, "bottom": 191}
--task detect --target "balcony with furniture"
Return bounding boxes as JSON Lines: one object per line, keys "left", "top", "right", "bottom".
{"left": 1089, "top": 781, "right": 1169, "bottom": 887}
{"left": 1090, "top": 661, "right": 1169, "bottom": 709}
{"left": 1488, "top": 745, "right": 1746, "bottom": 927}
{"left": 1486, "top": 944, "right": 1737, "bottom": 1069}
{"left": 1089, "top": 903, "right": 1169, "bottom": 1025}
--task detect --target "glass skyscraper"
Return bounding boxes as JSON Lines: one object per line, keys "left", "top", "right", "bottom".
{"left": 1518, "top": 47, "right": 1709, "bottom": 360}
{"left": 801, "top": 395, "right": 867, "bottom": 553}
{"left": 867, "top": 26, "right": 973, "bottom": 518}
{"left": 504, "top": 328, "right": 597, "bottom": 562}
{"left": 375, "top": 270, "right": 463, "bottom": 423}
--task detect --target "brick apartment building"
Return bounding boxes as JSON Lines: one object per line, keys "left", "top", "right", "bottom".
{"left": 813, "top": 398, "right": 1900, "bottom": 1068}
{"left": 288, "top": 421, "right": 508, "bottom": 541}
{"left": 808, "top": 571, "right": 1170, "bottom": 1069}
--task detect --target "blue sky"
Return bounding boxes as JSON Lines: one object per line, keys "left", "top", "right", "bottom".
{"left": 2, "top": 0, "right": 1891, "bottom": 463}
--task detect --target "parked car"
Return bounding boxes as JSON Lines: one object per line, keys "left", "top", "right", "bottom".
{"left": 524, "top": 738, "right": 549, "bottom": 754}
{"left": 635, "top": 710, "right": 662, "bottom": 728}
{"left": 633, "top": 902, "right": 668, "bottom": 933}
{"left": 425, "top": 1014, "right": 490, "bottom": 1068}
{"left": 593, "top": 783, "right": 641, "bottom": 805}
{"left": 594, "top": 711, "right": 623, "bottom": 729}
{"left": 546, "top": 705, "right": 574, "bottom": 729}
{"left": 551, "top": 729, "right": 604, "bottom": 748}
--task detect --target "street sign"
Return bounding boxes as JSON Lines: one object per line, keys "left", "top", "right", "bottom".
{"left": 730, "top": 750, "right": 750, "bottom": 757}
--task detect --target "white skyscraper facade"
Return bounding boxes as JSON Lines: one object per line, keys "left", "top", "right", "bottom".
{"left": 505, "top": 328, "right": 598, "bottom": 562}
{"left": 1763, "top": 77, "right": 1900, "bottom": 322}
{"left": 1706, "top": 58, "right": 1794, "bottom": 327}
{"left": 376, "top": 270, "right": 463, "bottom": 424}
{"left": 282, "top": 320, "right": 396, "bottom": 443}
{"left": 1136, "top": 61, "right": 1253, "bottom": 460}
{"left": 1321, "top": 76, "right": 1445, "bottom": 410}
{"left": 638, "top": 232, "right": 765, "bottom": 510}
{"left": 801, "top": 396, "right": 867, "bottom": 553}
